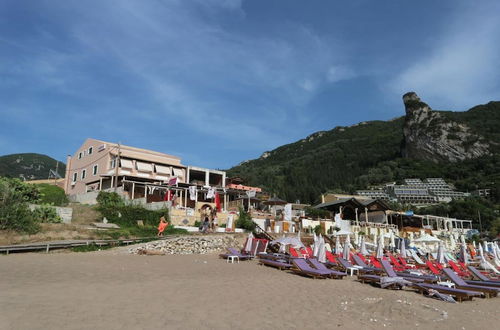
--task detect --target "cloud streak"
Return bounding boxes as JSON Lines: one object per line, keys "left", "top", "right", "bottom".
{"left": 387, "top": 2, "right": 500, "bottom": 109}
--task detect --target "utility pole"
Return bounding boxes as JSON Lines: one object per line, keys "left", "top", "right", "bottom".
{"left": 54, "top": 161, "right": 59, "bottom": 185}
{"left": 114, "top": 143, "right": 121, "bottom": 192}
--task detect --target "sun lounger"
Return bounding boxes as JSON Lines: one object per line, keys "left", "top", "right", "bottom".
{"left": 425, "top": 261, "right": 441, "bottom": 275}
{"left": 259, "top": 258, "right": 293, "bottom": 270}
{"left": 380, "top": 260, "right": 426, "bottom": 283}
{"left": 443, "top": 268, "right": 500, "bottom": 298}
{"left": 357, "top": 272, "right": 412, "bottom": 290}
{"left": 398, "top": 256, "right": 416, "bottom": 268}
{"left": 219, "top": 248, "right": 253, "bottom": 260}
{"left": 308, "top": 258, "right": 347, "bottom": 279}
{"left": 448, "top": 261, "right": 469, "bottom": 278}
{"left": 289, "top": 247, "right": 307, "bottom": 258}
{"left": 387, "top": 255, "right": 408, "bottom": 271}
{"left": 351, "top": 255, "right": 382, "bottom": 274}
{"left": 468, "top": 266, "right": 500, "bottom": 282}
{"left": 412, "top": 283, "right": 483, "bottom": 302}
{"left": 464, "top": 266, "right": 500, "bottom": 288}
{"left": 291, "top": 258, "right": 344, "bottom": 279}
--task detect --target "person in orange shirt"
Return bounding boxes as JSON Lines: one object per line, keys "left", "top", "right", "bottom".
{"left": 157, "top": 216, "right": 169, "bottom": 237}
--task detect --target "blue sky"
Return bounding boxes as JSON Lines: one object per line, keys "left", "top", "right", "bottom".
{"left": 1, "top": 0, "right": 499, "bottom": 169}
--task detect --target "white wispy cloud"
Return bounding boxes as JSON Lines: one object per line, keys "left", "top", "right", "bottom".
{"left": 387, "top": 2, "right": 500, "bottom": 109}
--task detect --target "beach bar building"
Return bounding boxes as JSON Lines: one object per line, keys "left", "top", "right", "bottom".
{"left": 63, "top": 138, "right": 265, "bottom": 227}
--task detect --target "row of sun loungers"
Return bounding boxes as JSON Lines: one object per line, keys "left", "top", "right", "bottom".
{"left": 220, "top": 242, "right": 500, "bottom": 303}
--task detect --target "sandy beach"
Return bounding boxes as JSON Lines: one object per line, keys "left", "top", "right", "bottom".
{"left": 0, "top": 248, "right": 498, "bottom": 330}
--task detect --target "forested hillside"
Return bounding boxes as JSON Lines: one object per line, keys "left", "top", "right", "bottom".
{"left": 228, "top": 98, "right": 500, "bottom": 204}
{"left": 0, "top": 153, "right": 65, "bottom": 180}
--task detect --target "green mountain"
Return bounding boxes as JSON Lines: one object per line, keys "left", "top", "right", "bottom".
{"left": 227, "top": 93, "right": 500, "bottom": 204}
{"left": 0, "top": 153, "right": 66, "bottom": 180}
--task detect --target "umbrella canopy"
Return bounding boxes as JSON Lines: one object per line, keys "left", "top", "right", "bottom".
{"left": 414, "top": 234, "right": 441, "bottom": 243}
{"left": 436, "top": 242, "right": 446, "bottom": 265}
{"left": 399, "top": 238, "right": 407, "bottom": 258}
{"left": 263, "top": 197, "right": 287, "bottom": 205}
{"left": 360, "top": 236, "right": 369, "bottom": 256}
{"left": 244, "top": 232, "right": 254, "bottom": 253}
{"left": 318, "top": 239, "right": 326, "bottom": 263}
{"left": 343, "top": 234, "right": 351, "bottom": 260}
{"left": 376, "top": 234, "right": 384, "bottom": 259}
{"left": 270, "top": 236, "right": 304, "bottom": 249}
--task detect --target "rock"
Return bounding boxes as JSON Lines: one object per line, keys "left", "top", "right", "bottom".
{"left": 402, "top": 92, "right": 491, "bottom": 162}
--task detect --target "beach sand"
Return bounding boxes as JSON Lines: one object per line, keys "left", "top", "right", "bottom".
{"left": 0, "top": 248, "right": 498, "bottom": 330}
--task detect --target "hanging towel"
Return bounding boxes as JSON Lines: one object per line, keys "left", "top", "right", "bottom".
{"left": 189, "top": 186, "right": 197, "bottom": 201}
{"left": 206, "top": 186, "right": 215, "bottom": 199}
{"left": 215, "top": 192, "right": 221, "bottom": 211}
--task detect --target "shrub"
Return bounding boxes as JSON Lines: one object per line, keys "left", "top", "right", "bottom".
{"left": 36, "top": 184, "right": 68, "bottom": 206}
{"left": 235, "top": 207, "right": 256, "bottom": 231}
{"left": 96, "top": 191, "right": 125, "bottom": 219}
{"left": 32, "top": 204, "right": 62, "bottom": 223}
{"left": 0, "top": 177, "right": 40, "bottom": 233}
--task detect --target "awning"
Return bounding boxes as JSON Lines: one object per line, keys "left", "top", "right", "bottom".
{"left": 136, "top": 162, "right": 153, "bottom": 172}
{"left": 172, "top": 168, "right": 184, "bottom": 178}
{"left": 120, "top": 159, "right": 134, "bottom": 169}
{"left": 155, "top": 165, "right": 171, "bottom": 175}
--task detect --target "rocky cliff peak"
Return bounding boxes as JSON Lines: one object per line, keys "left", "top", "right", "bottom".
{"left": 402, "top": 92, "right": 490, "bottom": 162}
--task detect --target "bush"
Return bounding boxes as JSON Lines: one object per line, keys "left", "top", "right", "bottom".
{"left": 0, "top": 177, "right": 40, "bottom": 233}
{"left": 32, "top": 204, "right": 62, "bottom": 223}
{"left": 96, "top": 191, "right": 125, "bottom": 219}
{"left": 235, "top": 207, "right": 256, "bottom": 231}
{"left": 36, "top": 184, "right": 68, "bottom": 206}
{"left": 94, "top": 191, "right": 173, "bottom": 238}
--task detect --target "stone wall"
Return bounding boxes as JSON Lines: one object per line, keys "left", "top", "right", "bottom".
{"left": 129, "top": 235, "right": 240, "bottom": 255}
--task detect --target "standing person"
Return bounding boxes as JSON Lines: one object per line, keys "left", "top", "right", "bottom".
{"left": 157, "top": 216, "right": 169, "bottom": 237}
{"left": 202, "top": 216, "right": 210, "bottom": 233}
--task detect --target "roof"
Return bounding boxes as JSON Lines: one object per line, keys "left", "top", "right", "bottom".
{"left": 313, "top": 197, "right": 390, "bottom": 211}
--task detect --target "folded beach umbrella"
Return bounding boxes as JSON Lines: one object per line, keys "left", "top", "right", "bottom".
{"left": 389, "top": 231, "right": 396, "bottom": 251}
{"left": 318, "top": 240, "right": 326, "bottom": 263}
{"left": 399, "top": 238, "right": 407, "bottom": 258}
{"left": 244, "top": 232, "right": 254, "bottom": 253}
{"left": 483, "top": 241, "right": 489, "bottom": 255}
{"left": 436, "top": 242, "right": 446, "bottom": 265}
{"left": 472, "top": 241, "right": 477, "bottom": 249}
{"left": 449, "top": 235, "right": 456, "bottom": 251}
{"left": 460, "top": 243, "right": 469, "bottom": 264}
{"left": 313, "top": 232, "right": 319, "bottom": 257}
{"left": 376, "top": 234, "right": 384, "bottom": 259}
{"left": 478, "top": 243, "right": 484, "bottom": 259}
{"left": 335, "top": 238, "right": 342, "bottom": 256}
{"left": 460, "top": 235, "right": 466, "bottom": 246}
{"left": 343, "top": 234, "right": 350, "bottom": 260}
{"left": 354, "top": 231, "right": 359, "bottom": 248}
{"left": 360, "top": 236, "right": 369, "bottom": 256}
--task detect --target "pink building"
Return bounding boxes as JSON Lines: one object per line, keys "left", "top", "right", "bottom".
{"left": 64, "top": 138, "right": 187, "bottom": 198}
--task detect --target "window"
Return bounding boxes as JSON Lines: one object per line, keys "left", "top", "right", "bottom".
{"left": 88, "top": 147, "right": 93, "bottom": 155}
{"left": 81, "top": 169, "right": 86, "bottom": 179}
{"left": 78, "top": 152, "right": 83, "bottom": 159}
{"left": 110, "top": 157, "right": 116, "bottom": 169}
{"left": 72, "top": 172, "right": 77, "bottom": 182}
{"left": 93, "top": 164, "right": 98, "bottom": 175}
